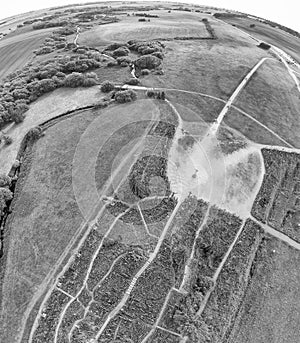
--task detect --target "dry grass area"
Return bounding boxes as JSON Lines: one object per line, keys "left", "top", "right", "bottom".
{"left": 228, "top": 236, "right": 300, "bottom": 343}
{"left": 234, "top": 58, "right": 300, "bottom": 148}
{"left": 222, "top": 16, "right": 300, "bottom": 64}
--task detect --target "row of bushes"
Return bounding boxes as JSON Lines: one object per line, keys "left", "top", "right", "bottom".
{"left": 0, "top": 51, "right": 104, "bottom": 128}
{"left": 0, "top": 175, "right": 13, "bottom": 216}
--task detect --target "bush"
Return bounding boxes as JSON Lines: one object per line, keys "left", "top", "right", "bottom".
{"left": 64, "top": 72, "right": 85, "bottom": 87}
{"left": 114, "top": 89, "right": 137, "bottom": 103}
{"left": 152, "top": 51, "right": 164, "bottom": 59}
{"left": 0, "top": 174, "right": 11, "bottom": 188}
{"left": 3, "top": 135, "right": 12, "bottom": 145}
{"left": 250, "top": 24, "right": 256, "bottom": 28}
{"left": 0, "top": 187, "right": 13, "bottom": 215}
{"left": 141, "top": 69, "right": 150, "bottom": 75}
{"left": 134, "top": 55, "right": 162, "bottom": 70}
{"left": 112, "top": 47, "right": 129, "bottom": 57}
{"left": 27, "top": 127, "right": 42, "bottom": 141}
{"left": 125, "top": 78, "right": 140, "bottom": 85}
{"left": 101, "top": 81, "right": 115, "bottom": 93}
{"left": 107, "top": 60, "right": 118, "bottom": 67}
{"left": 116, "top": 56, "right": 132, "bottom": 66}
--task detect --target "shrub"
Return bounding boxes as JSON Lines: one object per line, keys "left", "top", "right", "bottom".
{"left": 27, "top": 127, "right": 42, "bottom": 141}
{"left": 114, "top": 89, "right": 137, "bottom": 103}
{"left": 112, "top": 47, "right": 129, "bottom": 57}
{"left": 141, "top": 69, "right": 150, "bottom": 75}
{"left": 104, "top": 42, "right": 124, "bottom": 51}
{"left": 101, "top": 81, "right": 115, "bottom": 93}
{"left": 3, "top": 135, "right": 12, "bottom": 145}
{"left": 0, "top": 174, "right": 11, "bottom": 188}
{"left": 107, "top": 60, "right": 118, "bottom": 67}
{"left": 134, "top": 55, "right": 161, "bottom": 69}
{"left": 152, "top": 51, "right": 164, "bottom": 59}
{"left": 138, "top": 18, "right": 146, "bottom": 22}
{"left": 125, "top": 78, "right": 140, "bottom": 85}
{"left": 250, "top": 24, "right": 256, "bottom": 28}
{"left": 116, "top": 56, "right": 132, "bottom": 66}
{"left": 64, "top": 72, "right": 85, "bottom": 87}
{"left": 0, "top": 187, "right": 13, "bottom": 215}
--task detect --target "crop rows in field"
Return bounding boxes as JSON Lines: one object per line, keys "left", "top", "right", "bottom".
{"left": 30, "top": 198, "right": 247, "bottom": 342}
{"left": 251, "top": 148, "right": 300, "bottom": 242}
{"left": 0, "top": 37, "right": 46, "bottom": 80}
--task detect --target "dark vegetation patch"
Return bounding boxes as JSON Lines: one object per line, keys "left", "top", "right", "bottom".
{"left": 31, "top": 289, "right": 71, "bottom": 343}
{"left": 252, "top": 149, "right": 300, "bottom": 242}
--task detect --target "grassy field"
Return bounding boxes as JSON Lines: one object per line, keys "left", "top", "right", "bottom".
{"left": 142, "top": 19, "right": 270, "bottom": 102}
{"left": 224, "top": 107, "right": 291, "bottom": 147}
{"left": 0, "top": 99, "right": 159, "bottom": 343}
{"left": 228, "top": 235, "right": 300, "bottom": 343}
{"left": 78, "top": 12, "right": 210, "bottom": 48}
{"left": 234, "top": 58, "right": 300, "bottom": 148}
{"left": 221, "top": 16, "right": 300, "bottom": 64}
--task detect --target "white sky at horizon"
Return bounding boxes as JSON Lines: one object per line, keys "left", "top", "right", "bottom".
{"left": 1, "top": 0, "right": 299, "bottom": 33}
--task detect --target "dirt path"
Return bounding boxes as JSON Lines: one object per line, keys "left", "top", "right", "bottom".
{"left": 208, "top": 57, "right": 272, "bottom": 136}
{"left": 121, "top": 84, "right": 293, "bottom": 148}
{"left": 250, "top": 216, "right": 300, "bottom": 251}
{"left": 95, "top": 200, "right": 183, "bottom": 340}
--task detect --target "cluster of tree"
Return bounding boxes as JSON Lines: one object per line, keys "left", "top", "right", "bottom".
{"left": 0, "top": 174, "right": 13, "bottom": 216}
{"left": 134, "top": 13, "right": 159, "bottom": 18}
{"left": 113, "top": 89, "right": 137, "bottom": 103}
{"left": 100, "top": 81, "right": 115, "bottom": 92}
{"left": 32, "top": 20, "right": 71, "bottom": 30}
{"left": 0, "top": 51, "right": 102, "bottom": 129}
{"left": 146, "top": 89, "right": 165, "bottom": 100}
{"left": 127, "top": 40, "right": 165, "bottom": 55}
{"left": 34, "top": 33, "right": 68, "bottom": 55}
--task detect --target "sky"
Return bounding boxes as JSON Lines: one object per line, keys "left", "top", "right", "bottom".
{"left": 1, "top": 0, "right": 300, "bottom": 33}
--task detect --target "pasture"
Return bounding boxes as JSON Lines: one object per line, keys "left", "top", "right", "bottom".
{"left": 221, "top": 16, "right": 300, "bottom": 64}
{"left": 234, "top": 58, "right": 300, "bottom": 148}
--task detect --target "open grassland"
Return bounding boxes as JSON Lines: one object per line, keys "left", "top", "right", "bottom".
{"left": 78, "top": 13, "right": 210, "bottom": 48}
{"left": 0, "top": 86, "right": 102, "bottom": 175}
{"left": 142, "top": 23, "right": 270, "bottom": 101}
{"left": 234, "top": 58, "right": 300, "bottom": 148}
{"left": 221, "top": 16, "right": 300, "bottom": 64}
{"left": 228, "top": 235, "right": 300, "bottom": 343}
